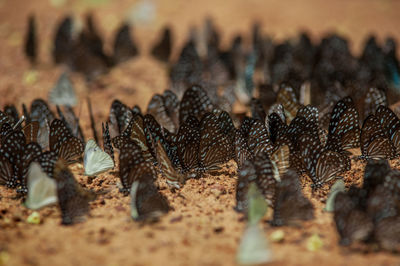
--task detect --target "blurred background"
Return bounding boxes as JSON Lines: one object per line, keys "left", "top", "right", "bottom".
{"left": 0, "top": 0, "right": 399, "bottom": 108}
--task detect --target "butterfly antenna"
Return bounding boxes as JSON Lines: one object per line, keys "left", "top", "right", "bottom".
{"left": 13, "top": 115, "right": 25, "bottom": 130}
{"left": 87, "top": 97, "right": 98, "bottom": 144}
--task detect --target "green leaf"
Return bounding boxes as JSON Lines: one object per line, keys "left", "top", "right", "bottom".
{"left": 26, "top": 211, "right": 41, "bottom": 224}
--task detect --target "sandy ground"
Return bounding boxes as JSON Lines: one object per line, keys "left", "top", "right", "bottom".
{"left": 1, "top": 0, "right": 400, "bottom": 265}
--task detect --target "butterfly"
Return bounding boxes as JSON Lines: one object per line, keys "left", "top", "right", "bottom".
{"left": 0, "top": 128, "right": 42, "bottom": 192}
{"left": 113, "top": 23, "right": 139, "bottom": 65}
{"left": 24, "top": 15, "right": 37, "bottom": 65}
{"left": 297, "top": 132, "right": 350, "bottom": 187}
{"left": 250, "top": 98, "right": 266, "bottom": 122}
{"left": 4, "top": 104, "right": 19, "bottom": 126}
{"left": 113, "top": 114, "right": 155, "bottom": 163}
{"left": 272, "top": 169, "right": 314, "bottom": 226}
{"left": 360, "top": 115, "right": 396, "bottom": 160}
{"left": 48, "top": 73, "right": 78, "bottom": 107}
{"left": 0, "top": 153, "right": 13, "bottom": 188}
{"left": 53, "top": 159, "right": 94, "bottom": 225}
{"left": 147, "top": 94, "right": 176, "bottom": 133}
{"left": 275, "top": 85, "right": 302, "bottom": 122}
{"left": 374, "top": 216, "right": 400, "bottom": 252}
{"left": 375, "top": 105, "right": 400, "bottom": 155}
{"left": 363, "top": 87, "right": 387, "bottom": 119}
{"left": 0, "top": 110, "right": 12, "bottom": 129}
{"left": 155, "top": 140, "right": 185, "bottom": 188}
{"left": 56, "top": 105, "right": 84, "bottom": 142}
{"left": 176, "top": 116, "right": 201, "bottom": 172}
{"left": 247, "top": 119, "right": 274, "bottom": 157}
{"left": 151, "top": 26, "right": 172, "bottom": 63}
{"left": 49, "top": 119, "right": 84, "bottom": 164}
{"left": 102, "top": 122, "right": 114, "bottom": 164}
{"left": 197, "top": 112, "right": 233, "bottom": 173}
{"left": 84, "top": 139, "right": 114, "bottom": 176}
{"left": 266, "top": 112, "right": 288, "bottom": 147}
{"left": 109, "top": 99, "right": 134, "bottom": 135}
{"left": 117, "top": 138, "right": 156, "bottom": 194}
{"left": 162, "top": 90, "right": 180, "bottom": 130}
{"left": 30, "top": 98, "right": 54, "bottom": 149}
{"left": 325, "top": 97, "right": 360, "bottom": 154}
{"left": 235, "top": 153, "right": 277, "bottom": 213}
{"left": 24, "top": 162, "right": 58, "bottom": 210}
{"left": 52, "top": 16, "right": 74, "bottom": 64}
{"left": 234, "top": 128, "right": 253, "bottom": 169}
{"left": 179, "top": 85, "right": 214, "bottom": 124}
{"left": 130, "top": 173, "right": 171, "bottom": 222}
{"left": 34, "top": 150, "right": 59, "bottom": 179}
{"left": 169, "top": 41, "right": 203, "bottom": 96}
{"left": 333, "top": 190, "right": 374, "bottom": 246}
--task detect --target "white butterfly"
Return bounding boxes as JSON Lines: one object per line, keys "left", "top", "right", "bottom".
{"left": 84, "top": 139, "right": 114, "bottom": 176}
{"left": 237, "top": 224, "right": 272, "bottom": 265}
{"left": 25, "top": 162, "right": 58, "bottom": 210}
{"left": 48, "top": 72, "right": 77, "bottom": 107}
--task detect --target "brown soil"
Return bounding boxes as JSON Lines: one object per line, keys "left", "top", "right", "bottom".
{"left": 1, "top": 0, "right": 400, "bottom": 265}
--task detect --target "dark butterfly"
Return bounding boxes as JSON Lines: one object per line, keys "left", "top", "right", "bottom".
{"left": 363, "top": 87, "right": 387, "bottom": 119}
{"left": 30, "top": 98, "right": 55, "bottom": 149}
{"left": 162, "top": 90, "right": 180, "bottom": 131}
{"left": 0, "top": 110, "right": 12, "bottom": 129}
{"left": 360, "top": 115, "right": 396, "bottom": 160}
{"left": 176, "top": 116, "right": 200, "bottom": 172}
{"left": 247, "top": 119, "right": 274, "bottom": 157}
{"left": 169, "top": 41, "right": 203, "bottom": 96}
{"left": 113, "top": 114, "right": 154, "bottom": 163}
{"left": 56, "top": 106, "right": 84, "bottom": 142}
{"left": 4, "top": 104, "right": 19, "bottom": 126}
{"left": 113, "top": 23, "right": 139, "bottom": 65}
{"left": 276, "top": 85, "right": 301, "bottom": 122}
{"left": 102, "top": 122, "right": 114, "bottom": 164}
{"left": 147, "top": 94, "right": 176, "bottom": 133}
{"left": 250, "top": 98, "right": 266, "bottom": 122}
{"left": 197, "top": 112, "right": 233, "bottom": 173}
{"left": 109, "top": 99, "right": 133, "bottom": 135}
{"left": 179, "top": 85, "right": 214, "bottom": 125}
{"left": 52, "top": 16, "right": 74, "bottom": 64}
{"left": 297, "top": 132, "right": 350, "bottom": 187}
{"left": 234, "top": 129, "right": 253, "bottom": 169}
{"left": 34, "top": 151, "right": 59, "bottom": 179}
{"left": 49, "top": 119, "right": 84, "bottom": 164}
{"left": 375, "top": 105, "right": 400, "bottom": 155}
{"left": 0, "top": 128, "right": 42, "bottom": 192}
{"left": 266, "top": 112, "right": 288, "bottom": 146}
{"left": 22, "top": 121, "right": 40, "bottom": 143}
{"left": 325, "top": 97, "right": 360, "bottom": 154}
{"left": 151, "top": 26, "right": 172, "bottom": 63}
{"left": 24, "top": 15, "right": 37, "bottom": 65}
{"left": 235, "top": 153, "right": 277, "bottom": 213}
{"left": 53, "top": 160, "right": 94, "bottom": 225}
{"left": 333, "top": 190, "right": 374, "bottom": 246}
{"left": 374, "top": 216, "right": 400, "bottom": 252}
{"left": 155, "top": 140, "right": 185, "bottom": 188}
{"left": 130, "top": 172, "right": 170, "bottom": 222}
{"left": 117, "top": 138, "right": 155, "bottom": 194}
{"left": 0, "top": 154, "right": 13, "bottom": 188}
{"left": 272, "top": 169, "right": 314, "bottom": 226}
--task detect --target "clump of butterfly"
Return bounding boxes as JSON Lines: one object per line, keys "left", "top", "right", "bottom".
{"left": 332, "top": 160, "right": 400, "bottom": 252}
{"left": 18, "top": 13, "right": 400, "bottom": 250}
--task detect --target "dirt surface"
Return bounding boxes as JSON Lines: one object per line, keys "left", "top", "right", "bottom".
{"left": 1, "top": 0, "right": 400, "bottom": 265}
